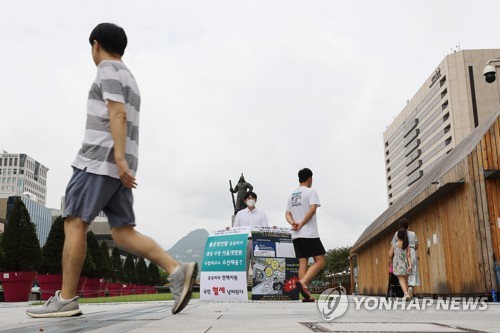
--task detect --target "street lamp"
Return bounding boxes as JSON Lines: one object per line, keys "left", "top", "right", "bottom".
{"left": 483, "top": 58, "right": 500, "bottom": 83}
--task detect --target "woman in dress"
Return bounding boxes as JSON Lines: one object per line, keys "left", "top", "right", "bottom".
{"left": 392, "top": 218, "right": 420, "bottom": 298}
{"left": 389, "top": 229, "right": 412, "bottom": 300}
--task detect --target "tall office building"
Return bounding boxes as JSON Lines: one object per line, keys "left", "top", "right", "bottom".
{"left": 0, "top": 152, "right": 49, "bottom": 206}
{"left": 384, "top": 49, "right": 500, "bottom": 205}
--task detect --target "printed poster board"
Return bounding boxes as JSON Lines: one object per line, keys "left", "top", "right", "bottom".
{"left": 200, "top": 227, "right": 249, "bottom": 301}
{"left": 251, "top": 227, "right": 299, "bottom": 300}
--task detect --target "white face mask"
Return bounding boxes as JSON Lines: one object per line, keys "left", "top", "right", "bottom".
{"left": 246, "top": 199, "right": 256, "bottom": 207}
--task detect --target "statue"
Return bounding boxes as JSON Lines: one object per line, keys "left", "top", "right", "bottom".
{"left": 229, "top": 173, "right": 253, "bottom": 215}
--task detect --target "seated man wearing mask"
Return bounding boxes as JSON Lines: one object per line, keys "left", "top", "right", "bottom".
{"left": 232, "top": 192, "right": 269, "bottom": 284}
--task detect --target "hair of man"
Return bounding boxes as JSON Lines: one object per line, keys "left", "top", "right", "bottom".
{"left": 298, "top": 168, "right": 313, "bottom": 183}
{"left": 89, "top": 22, "right": 127, "bottom": 56}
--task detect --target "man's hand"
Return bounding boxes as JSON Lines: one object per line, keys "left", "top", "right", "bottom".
{"left": 292, "top": 221, "right": 303, "bottom": 231}
{"left": 116, "top": 158, "right": 137, "bottom": 189}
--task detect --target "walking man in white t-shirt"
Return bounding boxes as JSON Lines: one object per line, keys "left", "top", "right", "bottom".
{"left": 285, "top": 168, "right": 326, "bottom": 302}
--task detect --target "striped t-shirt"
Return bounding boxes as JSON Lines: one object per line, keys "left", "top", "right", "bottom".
{"left": 72, "top": 60, "right": 141, "bottom": 179}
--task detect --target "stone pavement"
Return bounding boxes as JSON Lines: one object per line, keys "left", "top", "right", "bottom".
{"left": 0, "top": 297, "right": 499, "bottom": 333}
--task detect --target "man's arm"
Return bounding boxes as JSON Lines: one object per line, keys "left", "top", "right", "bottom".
{"left": 295, "top": 204, "right": 317, "bottom": 231}
{"left": 285, "top": 211, "right": 295, "bottom": 227}
{"left": 108, "top": 100, "right": 137, "bottom": 189}
{"left": 233, "top": 212, "right": 241, "bottom": 227}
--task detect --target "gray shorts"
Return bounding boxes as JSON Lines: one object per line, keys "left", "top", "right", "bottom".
{"left": 63, "top": 167, "right": 136, "bottom": 228}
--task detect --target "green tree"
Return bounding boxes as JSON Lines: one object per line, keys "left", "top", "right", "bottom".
{"left": 85, "top": 231, "right": 110, "bottom": 278}
{"left": 136, "top": 257, "right": 152, "bottom": 286}
{"left": 0, "top": 232, "right": 5, "bottom": 272}
{"left": 100, "top": 241, "right": 113, "bottom": 282}
{"left": 1, "top": 199, "right": 42, "bottom": 271}
{"left": 325, "top": 246, "right": 351, "bottom": 275}
{"left": 148, "top": 262, "right": 162, "bottom": 286}
{"left": 123, "top": 253, "right": 138, "bottom": 284}
{"left": 111, "top": 247, "right": 126, "bottom": 283}
{"left": 80, "top": 247, "right": 96, "bottom": 277}
{"left": 39, "top": 216, "right": 65, "bottom": 274}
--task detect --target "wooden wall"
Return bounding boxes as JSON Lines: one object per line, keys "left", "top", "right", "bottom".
{"left": 354, "top": 116, "right": 500, "bottom": 296}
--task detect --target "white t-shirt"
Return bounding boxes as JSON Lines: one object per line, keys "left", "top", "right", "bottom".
{"left": 286, "top": 186, "right": 321, "bottom": 239}
{"left": 233, "top": 207, "right": 269, "bottom": 228}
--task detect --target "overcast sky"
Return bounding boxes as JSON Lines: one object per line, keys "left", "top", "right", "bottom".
{"left": 1, "top": 0, "right": 497, "bottom": 250}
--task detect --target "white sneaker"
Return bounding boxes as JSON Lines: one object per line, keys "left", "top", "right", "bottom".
{"left": 26, "top": 290, "right": 82, "bottom": 318}
{"left": 408, "top": 286, "right": 413, "bottom": 300}
{"left": 169, "top": 262, "right": 198, "bottom": 314}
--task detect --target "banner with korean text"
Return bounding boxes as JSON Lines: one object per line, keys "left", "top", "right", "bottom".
{"left": 200, "top": 227, "right": 249, "bottom": 301}
{"left": 251, "top": 227, "right": 300, "bottom": 300}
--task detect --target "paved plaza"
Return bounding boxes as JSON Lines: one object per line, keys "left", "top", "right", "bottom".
{"left": 0, "top": 297, "right": 498, "bottom": 333}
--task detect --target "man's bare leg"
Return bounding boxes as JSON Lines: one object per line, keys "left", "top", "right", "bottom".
{"left": 300, "top": 254, "right": 325, "bottom": 286}
{"left": 61, "top": 217, "right": 89, "bottom": 299}
{"left": 298, "top": 258, "right": 308, "bottom": 280}
{"left": 111, "top": 225, "right": 197, "bottom": 314}
{"left": 111, "top": 226, "right": 178, "bottom": 274}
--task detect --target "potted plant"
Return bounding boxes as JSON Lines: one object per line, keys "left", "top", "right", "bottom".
{"left": 37, "top": 216, "right": 65, "bottom": 300}
{"left": 108, "top": 247, "right": 126, "bottom": 296}
{"left": 0, "top": 199, "right": 42, "bottom": 302}
{"left": 122, "top": 253, "right": 138, "bottom": 295}
{"left": 135, "top": 257, "right": 151, "bottom": 294}
{"left": 82, "top": 231, "right": 109, "bottom": 298}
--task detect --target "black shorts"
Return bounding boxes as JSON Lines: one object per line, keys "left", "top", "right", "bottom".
{"left": 293, "top": 237, "right": 326, "bottom": 258}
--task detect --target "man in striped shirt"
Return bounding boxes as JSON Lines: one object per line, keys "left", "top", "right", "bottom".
{"left": 27, "top": 23, "right": 197, "bottom": 318}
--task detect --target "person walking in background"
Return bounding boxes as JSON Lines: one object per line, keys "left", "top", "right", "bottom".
{"left": 392, "top": 218, "right": 420, "bottom": 298}
{"left": 389, "top": 229, "right": 412, "bottom": 301}
{"left": 285, "top": 168, "right": 325, "bottom": 302}
{"left": 26, "top": 23, "right": 197, "bottom": 318}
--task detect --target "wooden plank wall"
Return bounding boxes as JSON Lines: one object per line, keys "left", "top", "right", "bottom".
{"left": 355, "top": 116, "right": 500, "bottom": 296}
{"left": 483, "top": 116, "right": 500, "bottom": 289}
{"left": 357, "top": 173, "right": 484, "bottom": 295}
{"left": 486, "top": 179, "right": 500, "bottom": 265}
